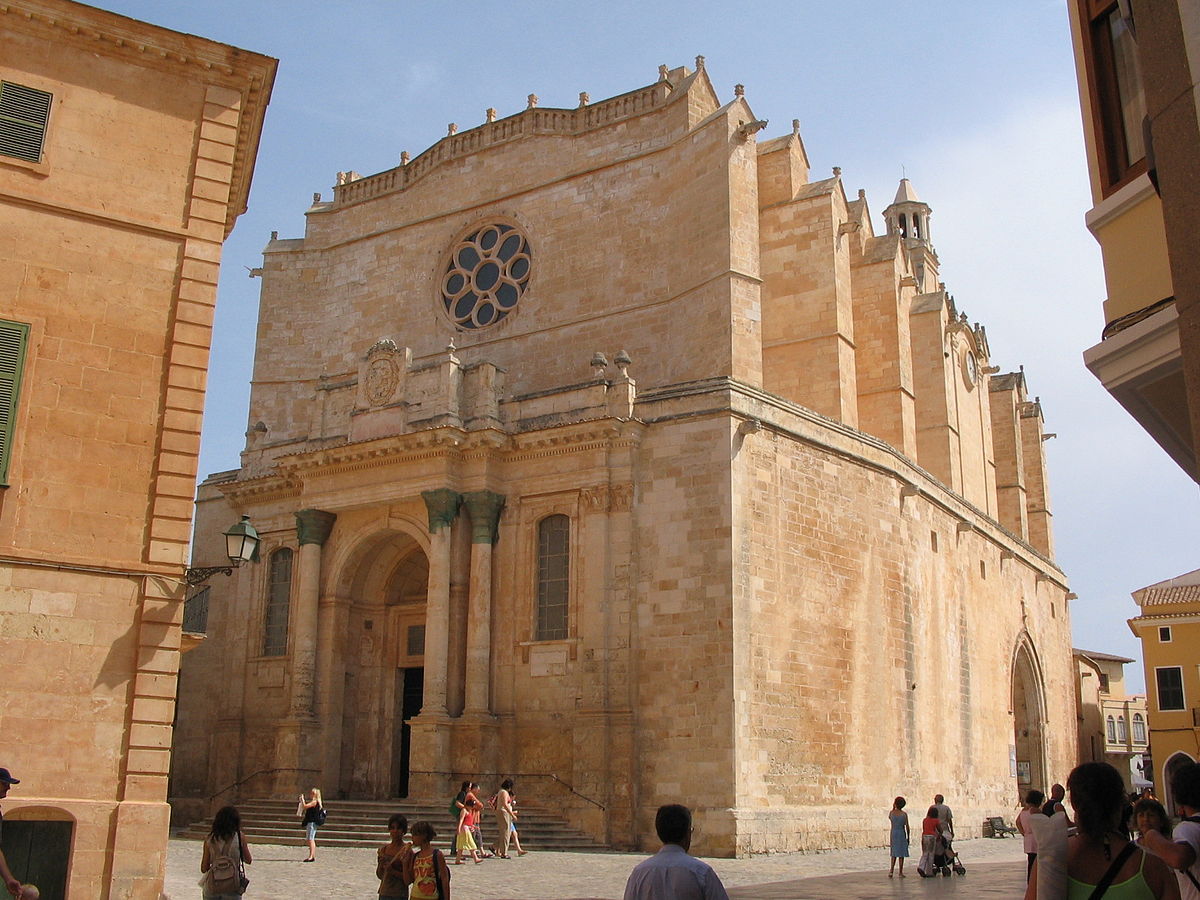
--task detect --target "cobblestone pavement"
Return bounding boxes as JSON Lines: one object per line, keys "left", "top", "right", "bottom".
{"left": 165, "top": 834, "right": 1027, "bottom": 899}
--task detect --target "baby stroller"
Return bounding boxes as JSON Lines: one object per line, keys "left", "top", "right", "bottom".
{"left": 917, "top": 831, "right": 966, "bottom": 877}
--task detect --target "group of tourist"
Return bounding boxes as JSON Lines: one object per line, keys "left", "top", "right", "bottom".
{"left": 886, "top": 792, "right": 960, "bottom": 877}
{"left": 1020, "top": 760, "right": 1200, "bottom": 900}
{"left": 195, "top": 777, "right": 530, "bottom": 898}
{"left": 881, "top": 763, "right": 1200, "bottom": 899}
{"left": 447, "top": 778, "right": 527, "bottom": 863}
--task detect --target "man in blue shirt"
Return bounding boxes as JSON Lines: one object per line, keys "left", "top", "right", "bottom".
{"left": 623, "top": 804, "right": 729, "bottom": 900}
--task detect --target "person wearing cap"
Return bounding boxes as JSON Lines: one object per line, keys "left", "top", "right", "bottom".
{"left": 0, "top": 768, "right": 23, "bottom": 896}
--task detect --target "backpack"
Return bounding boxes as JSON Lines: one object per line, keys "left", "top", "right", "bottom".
{"left": 208, "top": 835, "right": 244, "bottom": 895}
{"left": 487, "top": 794, "right": 498, "bottom": 810}
{"left": 315, "top": 805, "right": 328, "bottom": 826}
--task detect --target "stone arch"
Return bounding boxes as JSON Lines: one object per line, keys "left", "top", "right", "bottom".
{"left": 326, "top": 523, "right": 432, "bottom": 799}
{"left": 1010, "top": 632, "right": 1049, "bottom": 797}
{"left": 1162, "top": 750, "right": 1197, "bottom": 817}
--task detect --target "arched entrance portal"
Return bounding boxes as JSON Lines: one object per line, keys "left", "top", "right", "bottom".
{"left": 1162, "top": 751, "right": 1197, "bottom": 817}
{"left": 335, "top": 531, "right": 429, "bottom": 799}
{"left": 1012, "top": 638, "right": 1048, "bottom": 797}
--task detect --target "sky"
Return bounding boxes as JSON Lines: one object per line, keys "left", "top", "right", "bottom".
{"left": 91, "top": 0, "right": 1197, "bottom": 691}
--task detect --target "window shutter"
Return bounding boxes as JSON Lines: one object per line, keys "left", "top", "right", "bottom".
{"left": 0, "top": 320, "right": 30, "bottom": 485}
{"left": 0, "top": 81, "right": 53, "bottom": 163}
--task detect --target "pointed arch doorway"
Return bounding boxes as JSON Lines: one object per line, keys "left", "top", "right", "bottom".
{"left": 336, "top": 532, "right": 429, "bottom": 799}
{"left": 1012, "top": 639, "right": 1048, "bottom": 796}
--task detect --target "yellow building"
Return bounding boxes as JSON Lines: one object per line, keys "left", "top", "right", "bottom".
{"left": 175, "top": 59, "right": 1076, "bottom": 857}
{"left": 1129, "top": 570, "right": 1200, "bottom": 814}
{"left": 0, "top": 2, "right": 274, "bottom": 896}
{"left": 1069, "top": 0, "right": 1200, "bottom": 480}
{"left": 1074, "top": 649, "right": 1150, "bottom": 789}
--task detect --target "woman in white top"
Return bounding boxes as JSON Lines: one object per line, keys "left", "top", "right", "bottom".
{"left": 1017, "top": 789, "right": 1045, "bottom": 881}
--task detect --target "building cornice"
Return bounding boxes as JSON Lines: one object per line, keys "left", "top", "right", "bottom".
{"left": 1, "top": 0, "right": 277, "bottom": 236}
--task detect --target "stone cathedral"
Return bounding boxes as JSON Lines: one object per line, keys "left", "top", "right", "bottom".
{"left": 172, "top": 59, "right": 1076, "bottom": 856}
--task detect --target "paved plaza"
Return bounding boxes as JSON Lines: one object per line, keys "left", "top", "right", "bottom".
{"left": 164, "top": 833, "right": 1029, "bottom": 899}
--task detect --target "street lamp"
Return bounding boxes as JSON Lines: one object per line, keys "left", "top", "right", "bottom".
{"left": 184, "top": 515, "right": 260, "bottom": 585}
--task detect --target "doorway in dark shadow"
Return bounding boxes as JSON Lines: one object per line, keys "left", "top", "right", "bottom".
{"left": 394, "top": 666, "right": 425, "bottom": 797}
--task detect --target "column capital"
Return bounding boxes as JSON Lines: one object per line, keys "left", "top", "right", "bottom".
{"left": 422, "top": 488, "right": 463, "bottom": 533}
{"left": 296, "top": 508, "right": 337, "bottom": 546}
{"left": 463, "top": 490, "right": 506, "bottom": 544}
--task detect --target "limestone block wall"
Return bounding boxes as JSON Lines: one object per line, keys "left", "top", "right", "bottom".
{"left": 850, "top": 239, "right": 918, "bottom": 457}
{"left": 911, "top": 294, "right": 959, "bottom": 491}
{"left": 759, "top": 177, "right": 860, "bottom": 424}
{"left": 725, "top": 386, "right": 1075, "bottom": 854}
{"left": 0, "top": 4, "right": 274, "bottom": 897}
{"left": 248, "top": 82, "right": 766, "bottom": 457}
{"left": 989, "top": 374, "right": 1030, "bottom": 541}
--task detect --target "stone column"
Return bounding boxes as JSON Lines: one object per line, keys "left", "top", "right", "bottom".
{"left": 462, "top": 490, "right": 505, "bottom": 715}
{"left": 290, "top": 508, "right": 336, "bottom": 717}
{"left": 421, "top": 488, "right": 462, "bottom": 716}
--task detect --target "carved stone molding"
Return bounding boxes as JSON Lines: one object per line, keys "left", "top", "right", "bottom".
{"left": 463, "top": 490, "right": 506, "bottom": 544}
{"left": 360, "top": 339, "right": 407, "bottom": 408}
{"left": 295, "top": 508, "right": 337, "bottom": 546}
{"left": 422, "top": 488, "right": 463, "bottom": 534}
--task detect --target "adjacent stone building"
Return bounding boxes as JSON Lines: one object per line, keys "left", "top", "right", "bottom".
{"left": 0, "top": 2, "right": 274, "bottom": 896}
{"left": 1074, "top": 649, "right": 1150, "bottom": 789}
{"left": 175, "top": 60, "right": 1075, "bottom": 856}
{"left": 1128, "top": 569, "right": 1200, "bottom": 813}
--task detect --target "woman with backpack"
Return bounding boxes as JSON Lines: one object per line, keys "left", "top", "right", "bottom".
{"left": 300, "top": 787, "right": 324, "bottom": 862}
{"left": 199, "top": 805, "right": 250, "bottom": 898}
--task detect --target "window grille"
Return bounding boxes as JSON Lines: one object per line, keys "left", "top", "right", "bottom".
{"left": 183, "top": 586, "right": 210, "bottom": 634}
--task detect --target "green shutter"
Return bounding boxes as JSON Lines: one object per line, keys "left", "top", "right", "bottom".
{"left": 0, "top": 320, "right": 30, "bottom": 486}
{"left": 0, "top": 81, "right": 52, "bottom": 163}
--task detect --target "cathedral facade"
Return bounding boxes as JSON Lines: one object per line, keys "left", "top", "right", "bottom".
{"left": 173, "top": 59, "right": 1075, "bottom": 856}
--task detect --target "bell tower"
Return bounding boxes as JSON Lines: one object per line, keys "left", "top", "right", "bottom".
{"left": 883, "top": 177, "right": 940, "bottom": 292}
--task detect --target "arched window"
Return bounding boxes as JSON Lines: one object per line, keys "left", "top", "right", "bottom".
{"left": 536, "top": 515, "right": 569, "bottom": 641}
{"left": 913, "top": 214, "right": 922, "bottom": 240}
{"left": 898, "top": 213, "right": 908, "bottom": 237}
{"left": 1117, "top": 715, "right": 1127, "bottom": 742}
{"left": 1106, "top": 715, "right": 1116, "bottom": 743}
{"left": 262, "top": 547, "right": 293, "bottom": 656}
{"left": 1133, "top": 713, "right": 1146, "bottom": 743}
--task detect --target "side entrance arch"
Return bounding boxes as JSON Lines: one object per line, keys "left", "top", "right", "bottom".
{"left": 1012, "top": 636, "right": 1049, "bottom": 797}
{"left": 1162, "top": 751, "right": 1197, "bottom": 817}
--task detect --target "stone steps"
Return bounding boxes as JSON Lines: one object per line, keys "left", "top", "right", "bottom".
{"left": 176, "top": 798, "right": 609, "bottom": 852}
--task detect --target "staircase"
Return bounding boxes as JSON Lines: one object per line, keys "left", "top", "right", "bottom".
{"left": 175, "top": 798, "right": 609, "bottom": 852}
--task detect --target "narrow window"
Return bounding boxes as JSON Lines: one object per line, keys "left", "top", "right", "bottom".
{"left": 1098, "top": 672, "right": 1110, "bottom": 693}
{"left": 1080, "top": 0, "right": 1146, "bottom": 192}
{"left": 1116, "top": 715, "right": 1127, "bottom": 742}
{"left": 183, "top": 586, "right": 211, "bottom": 634}
{"left": 0, "top": 81, "right": 52, "bottom": 163}
{"left": 0, "top": 319, "right": 30, "bottom": 485}
{"left": 1106, "top": 715, "right": 1116, "bottom": 742}
{"left": 535, "top": 515, "right": 569, "bottom": 641}
{"left": 262, "top": 548, "right": 294, "bottom": 656}
{"left": 1132, "top": 713, "right": 1146, "bottom": 743}
{"left": 1155, "top": 666, "right": 1185, "bottom": 711}
{"left": 1159, "top": 625, "right": 1172, "bottom": 642}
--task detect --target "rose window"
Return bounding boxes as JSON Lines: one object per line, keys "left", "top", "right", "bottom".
{"left": 441, "top": 223, "right": 531, "bottom": 329}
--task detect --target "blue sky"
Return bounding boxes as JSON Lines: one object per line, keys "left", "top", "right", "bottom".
{"left": 93, "top": 0, "right": 1198, "bottom": 690}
